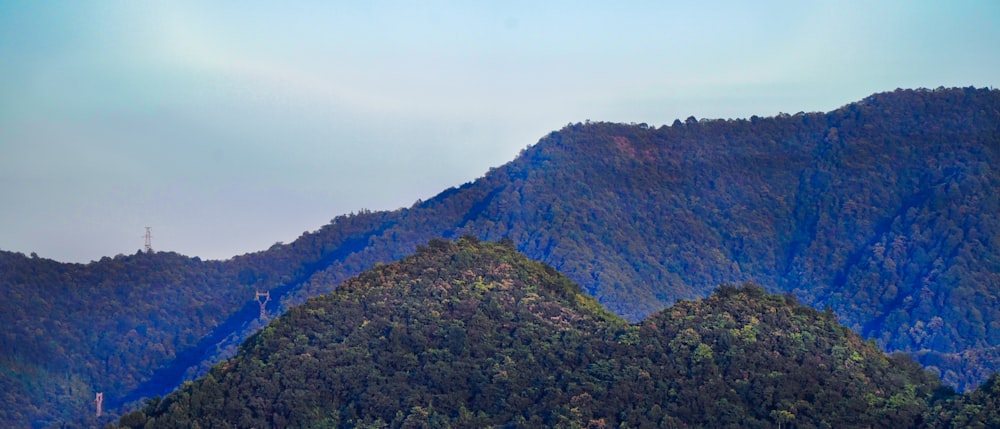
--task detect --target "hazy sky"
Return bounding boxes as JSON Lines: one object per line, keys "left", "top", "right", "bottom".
{"left": 1, "top": 1, "right": 998, "bottom": 262}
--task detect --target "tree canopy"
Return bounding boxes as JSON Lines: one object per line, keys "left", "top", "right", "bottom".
{"left": 113, "top": 238, "right": 953, "bottom": 429}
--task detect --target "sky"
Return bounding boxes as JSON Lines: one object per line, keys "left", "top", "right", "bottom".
{"left": 1, "top": 1, "right": 998, "bottom": 263}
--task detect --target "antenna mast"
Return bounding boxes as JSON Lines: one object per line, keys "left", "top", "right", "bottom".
{"left": 144, "top": 227, "right": 153, "bottom": 253}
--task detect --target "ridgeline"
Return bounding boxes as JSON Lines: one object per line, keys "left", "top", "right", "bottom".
{"left": 2, "top": 87, "right": 998, "bottom": 427}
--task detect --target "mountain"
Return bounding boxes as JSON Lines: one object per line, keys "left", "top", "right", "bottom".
{"left": 264, "top": 86, "right": 1000, "bottom": 387}
{"left": 111, "top": 237, "right": 949, "bottom": 429}
{"left": 1, "top": 87, "right": 997, "bottom": 427}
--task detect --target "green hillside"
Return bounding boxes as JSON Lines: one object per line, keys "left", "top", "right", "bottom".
{"left": 113, "top": 238, "right": 948, "bottom": 428}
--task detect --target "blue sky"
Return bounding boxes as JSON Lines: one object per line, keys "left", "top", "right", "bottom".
{"left": 1, "top": 1, "right": 997, "bottom": 262}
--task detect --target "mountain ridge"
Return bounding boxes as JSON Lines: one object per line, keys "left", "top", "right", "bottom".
{"left": 1, "top": 86, "right": 997, "bottom": 427}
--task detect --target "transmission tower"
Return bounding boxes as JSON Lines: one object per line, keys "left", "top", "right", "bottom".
{"left": 144, "top": 227, "right": 153, "bottom": 253}
{"left": 95, "top": 392, "right": 103, "bottom": 417}
{"left": 255, "top": 291, "right": 271, "bottom": 320}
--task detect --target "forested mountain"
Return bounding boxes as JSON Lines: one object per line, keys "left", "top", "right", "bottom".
{"left": 278, "top": 86, "right": 1000, "bottom": 389}
{"left": 1, "top": 87, "right": 997, "bottom": 427}
{"left": 111, "top": 238, "right": 952, "bottom": 429}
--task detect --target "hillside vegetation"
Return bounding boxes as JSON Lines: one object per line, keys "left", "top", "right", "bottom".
{"left": 113, "top": 238, "right": 953, "bottom": 428}
{"left": 1, "top": 87, "right": 997, "bottom": 427}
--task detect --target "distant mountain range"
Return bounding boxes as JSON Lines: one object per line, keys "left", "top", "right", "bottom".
{"left": 1, "top": 86, "right": 997, "bottom": 427}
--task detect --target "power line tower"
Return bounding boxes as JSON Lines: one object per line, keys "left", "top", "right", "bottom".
{"left": 255, "top": 291, "right": 270, "bottom": 320}
{"left": 144, "top": 227, "right": 153, "bottom": 253}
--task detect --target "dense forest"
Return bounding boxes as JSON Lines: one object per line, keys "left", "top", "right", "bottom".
{"left": 1, "top": 87, "right": 997, "bottom": 427}
{"left": 113, "top": 238, "right": 991, "bottom": 428}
